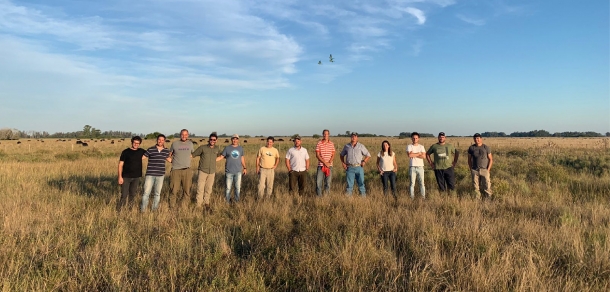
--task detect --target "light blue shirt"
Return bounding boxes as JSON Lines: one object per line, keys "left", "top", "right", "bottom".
{"left": 340, "top": 142, "right": 371, "bottom": 165}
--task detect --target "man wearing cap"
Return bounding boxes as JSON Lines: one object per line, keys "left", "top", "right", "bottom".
{"left": 315, "top": 129, "right": 335, "bottom": 196}
{"left": 169, "top": 129, "right": 195, "bottom": 209}
{"left": 217, "top": 134, "right": 247, "bottom": 203}
{"left": 192, "top": 132, "right": 221, "bottom": 210}
{"left": 256, "top": 136, "right": 280, "bottom": 199}
{"left": 285, "top": 136, "right": 310, "bottom": 196}
{"left": 340, "top": 132, "right": 371, "bottom": 196}
{"left": 426, "top": 132, "right": 459, "bottom": 195}
{"left": 468, "top": 133, "right": 493, "bottom": 199}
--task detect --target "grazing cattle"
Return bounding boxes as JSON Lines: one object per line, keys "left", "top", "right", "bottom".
{"left": 82, "top": 143, "right": 89, "bottom": 147}
{"left": 224, "top": 139, "right": 229, "bottom": 143}
{"left": 278, "top": 138, "right": 285, "bottom": 142}
{"left": 111, "top": 141, "right": 114, "bottom": 144}
{"left": 76, "top": 141, "right": 83, "bottom": 144}
{"left": 17, "top": 141, "right": 21, "bottom": 144}
{"left": 28, "top": 140, "right": 31, "bottom": 141}
{"left": 260, "top": 138, "right": 265, "bottom": 141}
{"left": 41, "top": 140, "right": 44, "bottom": 143}
{"left": 243, "top": 140, "right": 248, "bottom": 143}
{"left": 62, "top": 140, "right": 66, "bottom": 142}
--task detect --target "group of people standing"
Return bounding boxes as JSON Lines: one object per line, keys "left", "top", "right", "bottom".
{"left": 116, "top": 129, "right": 494, "bottom": 212}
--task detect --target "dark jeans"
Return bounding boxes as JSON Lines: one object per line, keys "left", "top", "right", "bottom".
{"left": 117, "top": 177, "right": 140, "bottom": 211}
{"left": 289, "top": 170, "right": 307, "bottom": 196}
{"left": 380, "top": 171, "right": 397, "bottom": 196}
{"left": 434, "top": 167, "right": 456, "bottom": 192}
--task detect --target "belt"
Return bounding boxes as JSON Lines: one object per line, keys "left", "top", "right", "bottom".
{"left": 348, "top": 164, "right": 361, "bottom": 167}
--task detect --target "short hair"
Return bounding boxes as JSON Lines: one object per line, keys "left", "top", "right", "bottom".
{"left": 267, "top": 136, "right": 275, "bottom": 142}
{"left": 180, "top": 129, "right": 189, "bottom": 134}
{"left": 131, "top": 136, "right": 142, "bottom": 143}
{"left": 209, "top": 132, "right": 218, "bottom": 139}
{"left": 411, "top": 132, "right": 419, "bottom": 138}
{"left": 473, "top": 133, "right": 482, "bottom": 138}
{"left": 156, "top": 134, "right": 166, "bottom": 140}
{"left": 323, "top": 129, "right": 330, "bottom": 135}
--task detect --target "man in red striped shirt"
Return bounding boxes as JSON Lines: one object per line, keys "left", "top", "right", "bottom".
{"left": 315, "top": 129, "right": 336, "bottom": 196}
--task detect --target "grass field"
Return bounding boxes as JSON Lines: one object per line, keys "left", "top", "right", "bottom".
{"left": 0, "top": 137, "right": 609, "bottom": 291}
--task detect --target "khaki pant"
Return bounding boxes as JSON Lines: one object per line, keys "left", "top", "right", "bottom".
{"left": 170, "top": 168, "right": 192, "bottom": 208}
{"left": 196, "top": 171, "right": 215, "bottom": 206}
{"left": 258, "top": 168, "right": 275, "bottom": 198}
{"left": 471, "top": 168, "right": 492, "bottom": 199}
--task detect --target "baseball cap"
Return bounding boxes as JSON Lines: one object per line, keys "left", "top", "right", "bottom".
{"left": 231, "top": 134, "right": 239, "bottom": 139}
{"left": 294, "top": 135, "right": 302, "bottom": 140}
{"left": 438, "top": 132, "right": 446, "bottom": 137}
{"left": 351, "top": 132, "right": 358, "bottom": 136}
{"left": 473, "top": 133, "right": 482, "bottom": 138}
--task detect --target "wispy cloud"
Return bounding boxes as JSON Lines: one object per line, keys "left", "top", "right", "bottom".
{"left": 456, "top": 14, "right": 486, "bottom": 26}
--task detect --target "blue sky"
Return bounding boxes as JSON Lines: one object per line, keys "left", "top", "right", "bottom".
{"left": 0, "top": 0, "right": 608, "bottom": 136}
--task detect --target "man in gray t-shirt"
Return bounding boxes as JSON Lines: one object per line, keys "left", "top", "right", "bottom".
{"left": 468, "top": 133, "right": 493, "bottom": 199}
{"left": 217, "top": 134, "right": 247, "bottom": 203}
{"left": 168, "top": 129, "right": 194, "bottom": 208}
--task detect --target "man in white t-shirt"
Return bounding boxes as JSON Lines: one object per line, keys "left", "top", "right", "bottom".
{"left": 286, "top": 136, "right": 310, "bottom": 196}
{"left": 407, "top": 132, "right": 426, "bottom": 199}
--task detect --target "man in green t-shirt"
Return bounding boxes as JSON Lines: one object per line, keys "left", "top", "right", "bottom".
{"left": 426, "top": 132, "right": 459, "bottom": 195}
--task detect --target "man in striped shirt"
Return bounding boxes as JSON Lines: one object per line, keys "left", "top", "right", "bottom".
{"left": 315, "top": 129, "right": 335, "bottom": 196}
{"left": 141, "top": 134, "right": 172, "bottom": 212}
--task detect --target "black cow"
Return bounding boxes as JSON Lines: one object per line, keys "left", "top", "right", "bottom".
{"left": 82, "top": 143, "right": 89, "bottom": 147}
{"left": 224, "top": 139, "right": 229, "bottom": 143}
{"left": 76, "top": 141, "right": 83, "bottom": 144}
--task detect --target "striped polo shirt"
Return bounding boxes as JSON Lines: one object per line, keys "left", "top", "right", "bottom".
{"left": 315, "top": 140, "right": 335, "bottom": 166}
{"left": 144, "top": 146, "right": 170, "bottom": 176}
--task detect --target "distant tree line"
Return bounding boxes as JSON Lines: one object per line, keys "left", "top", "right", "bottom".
{"left": 482, "top": 130, "right": 607, "bottom": 138}
{"left": 0, "top": 125, "right": 137, "bottom": 140}
{"left": 398, "top": 132, "right": 435, "bottom": 139}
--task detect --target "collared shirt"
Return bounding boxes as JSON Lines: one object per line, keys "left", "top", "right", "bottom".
{"left": 144, "top": 146, "right": 170, "bottom": 176}
{"left": 340, "top": 142, "right": 371, "bottom": 165}
{"left": 286, "top": 146, "right": 309, "bottom": 171}
{"left": 192, "top": 144, "right": 221, "bottom": 174}
{"left": 315, "top": 140, "right": 335, "bottom": 166}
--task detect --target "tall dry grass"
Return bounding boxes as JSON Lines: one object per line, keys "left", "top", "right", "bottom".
{"left": 0, "top": 137, "right": 608, "bottom": 291}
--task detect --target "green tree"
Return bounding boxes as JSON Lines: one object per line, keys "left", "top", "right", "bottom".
{"left": 82, "top": 125, "right": 92, "bottom": 138}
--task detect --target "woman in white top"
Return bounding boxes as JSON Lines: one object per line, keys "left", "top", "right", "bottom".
{"left": 376, "top": 140, "right": 398, "bottom": 197}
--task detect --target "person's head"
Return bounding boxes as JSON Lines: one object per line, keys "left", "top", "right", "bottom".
{"left": 322, "top": 129, "right": 330, "bottom": 140}
{"left": 411, "top": 132, "right": 420, "bottom": 144}
{"left": 156, "top": 134, "right": 166, "bottom": 147}
{"left": 350, "top": 132, "right": 358, "bottom": 144}
{"left": 180, "top": 129, "right": 189, "bottom": 141}
{"left": 473, "top": 133, "right": 482, "bottom": 145}
{"left": 208, "top": 132, "right": 218, "bottom": 146}
{"left": 231, "top": 134, "right": 239, "bottom": 146}
{"left": 381, "top": 140, "right": 392, "bottom": 156}
{"left": 437, "top": 132, "right": 446, "bottom": 144}
{"left": 266, "top": 136, "right": 275, "bottom": 147}
{"left": 131, "top": 136, "right": 142, "bottom": 149}
{"left": 293, "top": 135, "right": 301, "bottom": 148}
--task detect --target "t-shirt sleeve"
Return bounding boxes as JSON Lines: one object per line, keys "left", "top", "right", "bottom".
{"left": 426, "top": 146, "right": 432, "bottom": 155}
{"left": 285, "top": 149, "right": 291, "bottom": 159}
{"left": 485, "top": 145, "right": 491, "bottom": 154}
{"left": 119, "top": 150, "right": 127, "bottom": 161}
{"left": 144, "top": 149, "right": 151, "bottom": 157}
{"left": 221, "top": 147, "right": 228, "bottom": 157}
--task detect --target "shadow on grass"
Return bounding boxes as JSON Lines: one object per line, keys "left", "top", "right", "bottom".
{"left": 48, "top": 175, "right": 119, "bottom": 202}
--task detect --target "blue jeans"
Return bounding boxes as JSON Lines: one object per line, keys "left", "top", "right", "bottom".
{"left": 346, "top": 166, "right": 366, "bottom": 196}
{"left": 316, "top": 166, "right": 333, "bottom": 196}
{"left": 409, "top": 166, "right": 426, "bottom": 199}
{"left": 141, "top": 175, "right": 165, "bottom": 211}
{"left": 225, "top": 172, "right": 242, "bottom": 203}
